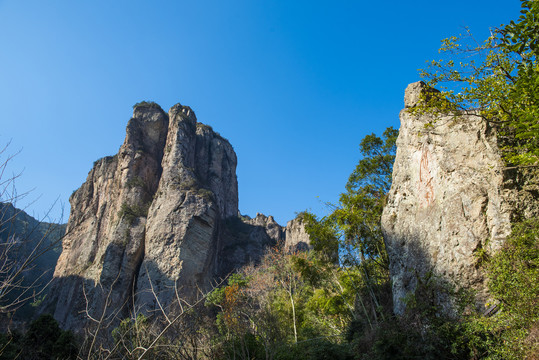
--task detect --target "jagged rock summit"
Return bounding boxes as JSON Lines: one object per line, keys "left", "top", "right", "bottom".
{"left": 45, "top": 102, "right": 309, "bottom": 330}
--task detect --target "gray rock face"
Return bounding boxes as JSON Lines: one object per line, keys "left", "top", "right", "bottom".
{"left": 382, "top": 82, "right": 537, "bottom": 315}
{"left": 45, "top": 103, "right": 310, "bottom": 331}
{"left": 245, "top": 213, "right": 285, "bottom": 245}
{"left": 218, "top": 214, "right": 283, "bottom": 277}
{"left": 49, "top": 104, "right": 169, "bottom": 328}
{"left": 45, "top": 103, "right": 239, "bottom": 330}
{"left": 403, "top": 81, "right": 440, "bottom": 108}
{"left": 135, "top": 105, "right": 238, "bottom": 311}
{"left": 217, "top": 213, "right": 312, "bottom": 277}
{"left": 284, "top": 217, "right": 311, "bottom": 252}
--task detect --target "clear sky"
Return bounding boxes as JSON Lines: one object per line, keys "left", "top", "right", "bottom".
{"left": 0, "top": 0, "right": 522, "bottom": 225}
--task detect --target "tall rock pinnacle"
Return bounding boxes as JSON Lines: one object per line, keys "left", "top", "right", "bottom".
{"left": 44, "top": 102, "right": 238, "bottom": 330}
{"left": 43, "top": 102, "right": 309, "bottom": 331}
{"left": 381, "top": 82, "right": 538, "bottom": 315}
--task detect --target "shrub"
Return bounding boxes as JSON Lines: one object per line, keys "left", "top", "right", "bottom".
{"left": 117, "top": 202, "right": 150, "bottom": 224}
{"left": 132, "top": 101, "right": 161, "bottom": 110}
{"left": 125, "top": 176, "right": 146, "bottom": 189}
{"left": 178, "top": 178, "right": 215, "bottom": 201}
{"left": 0, "top": 314, "right": 79, "bottom": 360}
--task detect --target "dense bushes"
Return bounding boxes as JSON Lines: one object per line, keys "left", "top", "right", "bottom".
{"left": 345, "top": 217, "right": 538, "bottom": 360}
{"left": 455, "top": 217, "right": 539, "bottom": 359}
{"left": 0, "top": 314, "right": 78, "bottom": 359}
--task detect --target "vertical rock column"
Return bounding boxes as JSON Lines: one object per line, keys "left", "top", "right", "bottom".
{"left": 49, "top": 104, "right": 169, "bottom": 328}
{"left": 46, "top": 102, "right": 240, "bottom": 330}
{"left": 135, "top": 104, "right": 239, "bottom": 313}
{"left": 381, "top": 82, "right": 512, "bottom": 315}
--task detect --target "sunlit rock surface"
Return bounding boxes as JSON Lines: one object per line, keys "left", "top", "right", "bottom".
{"left": 382, "top": 82, "right": 538, "bottom": 315}
{"left": 43, "top": 103, "right": 310, "bottom": 331}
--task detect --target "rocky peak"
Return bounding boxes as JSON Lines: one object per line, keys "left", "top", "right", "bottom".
{"left": 284, "top": 217, "right": 311, "bottom": 253}
{"left": 44, "top": 103, "right": 309, "bottom": 331}
{"left": 246, "top": 213, "right": 284, "bottom": 244}
{"left": 382, "top": 82, "right": 538, "bottom": 315}
{"left": 44, "top": 103, "right": 239, "bottom": 330}
{"left": 404, "top": 81, "right": 440, "bottom": 108}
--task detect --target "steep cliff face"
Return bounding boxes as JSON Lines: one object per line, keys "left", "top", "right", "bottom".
{"left": 46, "top": 103, "right": 309, "bottom": 331}
{"left": 45, "top": 103, "right": 239, "bottom": 329}
{"left": 381, "top": 82, "right": 538, "bottom": 315}
{"left": 284, "top": 217, "right": 311, "bottom": 252}
{"left": 218, "top": 214, "right": 283, "bottom": 277}
{"left": 216, "top": 213, "right": 311, "bottom": 278}
{"left": 135, "top": 105, "right": 239, "bottom": 312}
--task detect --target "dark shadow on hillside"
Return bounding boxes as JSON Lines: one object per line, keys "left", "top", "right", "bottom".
{"left": 217, "top": 216, "right": 279, "bottom": 278}
{"left": 0, "top": 202, "right": 65, "bottom": 329}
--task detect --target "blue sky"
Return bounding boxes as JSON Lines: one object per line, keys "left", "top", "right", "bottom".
{"left": 0, "top": 0, "right": 521, "bottom": 225}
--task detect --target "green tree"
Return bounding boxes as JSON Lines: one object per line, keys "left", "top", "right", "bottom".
{"left": 480, "top": 217, "right": 538, "bottom": 359}
{"left": 306, "top": 127, "right": 397, "bottom": 267}
{"left": 304, "top": 127, "right": 397, "bottom": 330}
{"left": 337, "top": 126, "right": 397, "bottom": 269}
{"left": 417, "top": 0, "right": 539, "bottom": 165}
{"left": 19, "top": 314, "right": 78, "bottom": 360}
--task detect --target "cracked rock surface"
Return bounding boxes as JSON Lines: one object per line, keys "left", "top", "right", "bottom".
{"left": 44, "top": 103, "right": 310, "bottom": 331}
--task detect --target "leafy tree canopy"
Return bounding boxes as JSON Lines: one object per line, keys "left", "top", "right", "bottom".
{"left": 306, "top": 127, "right": 397, "bottom": 269}
{"left": 302, "top": 127, "right": 397, "bottom": 331}
{"left": 417, "top": 0, "right": 539, "bottom": 166}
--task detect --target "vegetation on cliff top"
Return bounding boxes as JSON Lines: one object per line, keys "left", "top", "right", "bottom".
{"left": 132, "top": 101, "right": 161, "bottom": 110}
{"left": 416, "top": 0, "right": 539, "bottom": 166}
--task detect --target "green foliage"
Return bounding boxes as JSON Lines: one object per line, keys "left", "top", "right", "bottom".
{"left": 358, "top": 319, "right": 462, "bottom": 360}
{"left": 330, "top": 127, "right": 396, "bottom": 267}
{"left": 218, "top": 332, "right": 266, "bottom": 360}
{"left": 417, "top": 0, "right": 539, "bottom": 165}
{"left": 117, "top": 202, "right": 150, "bottom": 224}
{"left": 110, "top": 314, "right": 157, "bottom": 359}
{"left": 0, "top": 314, "right": 78, "bottom": 359}
{"left": 305, "top": 127, "right": 396, "bottom": 267}
{"left": 206, "top": 249, "right": 355, "bottom": 359}
{"left": 354, "top": 217, "right": 539, "bottom": 360}
{"left": 297, "top": 122, "right": 534, "bottom": 359}
{"left": 198, "top": 188, "right": 215, "bottom": 201}
{"left": 274, "top": 340, "right": 353, "bottom": 360}
{"left": 302, "top": 212, "right": 339, "bottom": 263}
{"left": 473, "top": 217, "right": 538, "bottom": 359}
{"left": 125, "top": 176, "right": 146, "bottom": 189}
{"left": 302, "top": 127, "right": 396, "bottom": 333}
{"left": 132, "top": 101, "right": 161, "bottom": 110}
{"left": 488, "top": 218, "right": 538, "bottom": 320}
{"left": 0, "top": 331, "right": 22, "bottom": 360}
{"left": 424, "top": 218, "right": 539, "bottom": 360}
{"left": 205, "top": 273, "right": 250, "bottom": 308}
{"left": 178, "top": 178, "right": 215, "bottom": 201}
{"left": 347, "top": 127, "right": 397, "bottom": 195}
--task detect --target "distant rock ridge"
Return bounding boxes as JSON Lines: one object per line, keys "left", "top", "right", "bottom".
{"left": 382, "top": 82, "right": 539, "bottom": 315}
{"left": 43, "top": 102, "right": 310, "bottom": 331}
{"left": 0, "top": 203, "right": 64, "bottom": 326}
